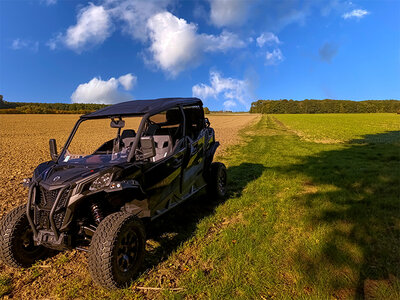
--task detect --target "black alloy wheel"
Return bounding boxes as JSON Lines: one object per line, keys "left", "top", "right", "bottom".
{"left": 88, "top": 212, "right": 146, "bottom": 289}
{"left": 116, "top": 230, "right": 140, "bottom": 273}
{"left": 207, "top": 162, "right": 227, "bottom": 199}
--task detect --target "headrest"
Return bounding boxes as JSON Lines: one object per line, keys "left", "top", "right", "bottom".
{"left": 121, "top": 129, "right": 136, "bottom": 139}
{"left": 166, "top": 109, "right": 182, "bottom": 125}
{"left": 185, "top": 107, "right": 203, "bottom": 122}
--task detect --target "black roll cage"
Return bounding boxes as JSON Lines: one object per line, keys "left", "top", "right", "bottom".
{"left": 56, "top": 103, "right": 202, "bottom": 164}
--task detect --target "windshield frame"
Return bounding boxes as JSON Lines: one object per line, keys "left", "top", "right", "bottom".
{"left": 56, "top": 103, "right": 191, "bottom": 165}
{"left": 56, "top": 113, "right": 148, "bottom": 165}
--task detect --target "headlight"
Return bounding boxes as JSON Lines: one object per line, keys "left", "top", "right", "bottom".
{"left": 89, "top": 173, "right": 112, "bottom": 191}
{"left": 22, "top": 178, "right": 31, "bottom": 188}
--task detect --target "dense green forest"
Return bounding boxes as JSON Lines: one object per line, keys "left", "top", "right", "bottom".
{"left": 250, "top": 99, "right": 400, "bottom": 114}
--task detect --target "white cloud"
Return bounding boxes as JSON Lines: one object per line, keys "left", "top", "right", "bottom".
{"left": 203, "top": 30, "right": 246, "bottom": 52}
{"left": 208, "top": 0, "right": 249, "bottom": 27}
{"left": 49, "top": 3, "right": 113, "bottom": 52}
{"left": 105, "top": 0, "right": 171, "bottom": 42}
{"left": 41, "top": 0, "right": 57, "bottom": 5}
{"left": 342, "top": 9, "right": 369, "bottom": 19}
{"left": 71, "top": 74, "right": 136, "bottom": 104}
{"left": 118, "top": 73, "right": 137, "bottom": 90}
{"left": 46, "top": 38, "right": 57, "bottom": 50}
{"left": 256, "top": 32, "right": 280, "bottom": 47}
{"left": 47, "top": 1, "right": 247, "bottom": 76}
{"left": 65, "top": 4, "right": 112, "bottom": 51}
{"left": 223, "top": 100, "right": 237, "bottom": 110}
{"left": 265, "top": 48, "right": 284, "bottom": 65}
{"left": 146, "top": 12, "right": 246, "bottom": 76}
{"left": 11, "top": 39, "right": 26, "bottom": 49}
{"left": 192, "top": 71, "right": 251, "bottom": 110}
{"left": 147, "top": 12, "right": 202, "bottom": 76}
{"left": 11, "top": 39, "right": 39, "bottom": 52}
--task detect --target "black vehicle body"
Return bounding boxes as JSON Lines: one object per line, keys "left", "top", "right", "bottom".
{"left": 22, "top": 98, "right": 220, "bottom": 251}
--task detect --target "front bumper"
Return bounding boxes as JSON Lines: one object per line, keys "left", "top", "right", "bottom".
{"left": 26, "top": 183, "right": 72, "bottom": 249}
{"left": 34, "top": 230, "right": 71, "bottom": 249}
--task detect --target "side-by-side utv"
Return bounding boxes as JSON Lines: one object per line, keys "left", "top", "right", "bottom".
{"left": 0, "top": 98, "right": 227, "bottom": 289}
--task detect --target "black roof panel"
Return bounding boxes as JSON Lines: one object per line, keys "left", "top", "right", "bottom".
{"left": 81, "top": 97, "right": 202, "bottom": 119}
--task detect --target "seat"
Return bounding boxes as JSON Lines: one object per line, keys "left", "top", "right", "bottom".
{"left": 184, "top": 107, "right": 204, "bottom": 140}
{"left": 152, "top": 135, "right": 173, "bottom": 162}
{"left": 166, "top": 109, "right": 183, "bottom": 144}
{"left": 121, "top": 129, "right": 136, "bottom": 148}
{"left": 145, "top": 123, "right": 159, "bottom": 136}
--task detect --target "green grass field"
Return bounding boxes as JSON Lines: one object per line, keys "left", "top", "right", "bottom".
{"left": 274, "top": 113, "right": 400, "bottom": 143}
{"left": 1, "top": 113, "right": 399, "bottom": 299}
{"left": 157, "top": 114, "right": 399, "bottom": 299}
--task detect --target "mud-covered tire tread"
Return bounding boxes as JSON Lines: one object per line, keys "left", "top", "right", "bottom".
{"left": 88, "top": 212, "right": 145, "bottom": 289}
{"left": 0, "top": 205, "right": 48, "bottom": 268}
{"left": 207, "top": 162, "right": 227, "bottom": 200}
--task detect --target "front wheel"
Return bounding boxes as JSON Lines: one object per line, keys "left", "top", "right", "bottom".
{"left": 0, "top": 205, "right": 50, "bottom": 268}
{"left": 207, "top": 162, "right": 227, "bottom": 199}
{"left": 88, "top": 212, "right": 146, "bottom": 289}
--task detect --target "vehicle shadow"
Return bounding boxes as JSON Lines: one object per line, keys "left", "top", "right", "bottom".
{"left": 274, "top": 131, "right": 400, "bottom": 298}
{"left": 142, "top": 162, "right": 265, "bottom": 272}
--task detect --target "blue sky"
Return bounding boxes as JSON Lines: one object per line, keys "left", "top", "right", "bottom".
{"left": 0, "top": 0, "right": 399, "bottom": 111}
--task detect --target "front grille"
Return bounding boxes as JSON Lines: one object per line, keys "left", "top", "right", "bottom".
{"left": 38, "top": 188, "right": 58, "bottom": 209}
{"left": 54, "top": 189, "right": 70, "bottom": 228}
{"left": 34, "top": 187, "right": 70, "bottom": 229}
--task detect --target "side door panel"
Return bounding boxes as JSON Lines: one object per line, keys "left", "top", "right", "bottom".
{"left": 142, "top": 147, "right": 185, "bottom": 215}
{"left": 181, "top": 130, "right": 207, "bottom": 196}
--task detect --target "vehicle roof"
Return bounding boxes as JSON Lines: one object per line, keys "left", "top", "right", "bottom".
{"left": 81, "top": 97, "right": 203, "bottom": 119}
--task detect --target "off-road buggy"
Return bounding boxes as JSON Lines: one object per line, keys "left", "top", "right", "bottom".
{"left": 0, "top": 98, "right": 227, "bottom": 289}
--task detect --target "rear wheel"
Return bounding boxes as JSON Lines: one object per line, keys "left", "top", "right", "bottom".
{"left": 0, "top": 205, "right": 50, "bottom": 268}
{"left": 88, "top": 212, "right": 146, "bottom": 289}
{"left": 207, "top": 162, "right": 227, "bottom": 199}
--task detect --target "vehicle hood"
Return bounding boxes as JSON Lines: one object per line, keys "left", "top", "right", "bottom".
{"left": 34, "top": 163, "right": 114, "bottom": 187}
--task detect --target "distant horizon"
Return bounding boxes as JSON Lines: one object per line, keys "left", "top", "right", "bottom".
{"left": 2, "top": 98, "right": 400, "bottom": 105}
{"left": 1, "top": 97, "right": 399, "bottom": 114}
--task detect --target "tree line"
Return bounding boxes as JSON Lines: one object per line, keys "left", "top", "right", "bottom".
{"left": 250, "top": 99, "right": 400, "bottom": 114}
{"left": 5, "top": 95, "right": 397, "bottom": 115}
{"left": 0, "top": 96, "right": 211, "bottom": 115}
{"left": 0, "top": 96, "right": 108, "bottom": 114}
